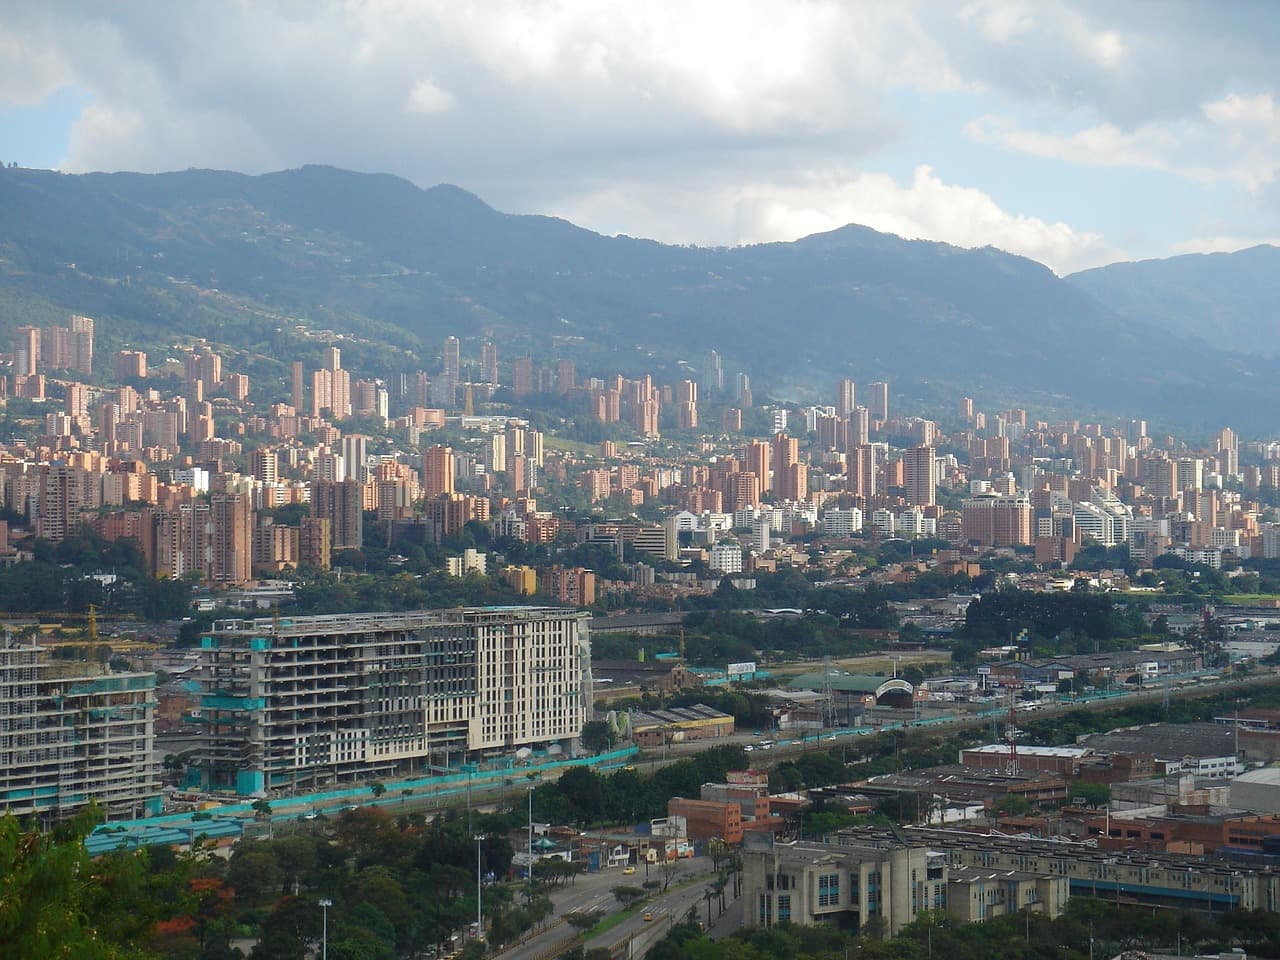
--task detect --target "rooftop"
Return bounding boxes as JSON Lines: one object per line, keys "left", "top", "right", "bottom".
{"left": 1081, "top": 722, "right": 1240, "bottom": 760}
{"left": 208, "top": 606, "right": 590, "bottom": 636}
{"left": 787, "top": 672, "right": 912, "bottom": 695}
{"left": 965, "top": 744, "right": 1091, "bottom": 758}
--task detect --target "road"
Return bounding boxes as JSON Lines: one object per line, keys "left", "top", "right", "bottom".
{"left": 493, "top": 856, "right": 726, "bottom": 960}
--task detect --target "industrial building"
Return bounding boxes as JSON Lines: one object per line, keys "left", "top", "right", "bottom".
{"left": 0, "top": 635, "right": 159, "bottom": 820}
{"left": 629, "top": 704, "right": 735, "bottom": 746}
{"left": 742, "top": 834, "right": 950, "bottom": 935}
{"left": 1079, "top": 722, "right": 1241, "bottom": 778}
{"left": 836, "top": 825, "right": 1280, "bottom": 913}
{"left": 192, "top": 607, "right": 592, "bottom": 795}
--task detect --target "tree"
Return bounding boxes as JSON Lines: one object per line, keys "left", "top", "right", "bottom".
{"left": 566, "top": 910, "right": 603, "bottom": 932}
{"left": 557, "top": 767, "right": 605, "bottom": 825}
{"left": 612, "top": 885, "right": 645, "bottom": 908}
{"left": 580, "top": 720, "right": 616, "bottom": 754}
{"left": 993, "top": 795, "right": 1033, "bottom": 817}
{"left": 0, "top": 806, "right": 136, "bottom": 959}
{"left": 1072, "top": 782, "right": 1111, "bottom": 808}
{"left": 658, "top": 856, "right": 681, "bottom": 892}
{"left": 706, "top": 838, "right": 731, "bottom": 873}
{"left": 369, "top": 781, "right": 387, "bottom": 799}
{"left": 227, "top": 844, "right": 284, "bottom": 906}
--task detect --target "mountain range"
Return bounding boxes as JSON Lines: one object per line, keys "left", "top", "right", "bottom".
{"left": 0, "top": 163, "right": 1276, "bottom": 434}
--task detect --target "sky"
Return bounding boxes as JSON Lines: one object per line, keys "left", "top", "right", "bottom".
{"left": 2, "top": 1, "right": 1280, "bottom": 274}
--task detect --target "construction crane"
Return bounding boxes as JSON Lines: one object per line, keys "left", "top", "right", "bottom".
{"left": 0, "top": 608, "right": 155, "bottom": 651}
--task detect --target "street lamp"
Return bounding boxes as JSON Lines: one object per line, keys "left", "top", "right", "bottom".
{"left": 527, "top": 787, "right": 535, "bottom": 902}
{"left": 474, "top": 835, "right": 485, "bottom": 942}
{"left": 318, "top": 898, "right": 332, "bottom": 960}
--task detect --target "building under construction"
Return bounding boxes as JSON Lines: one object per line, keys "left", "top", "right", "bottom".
{"left": 192, "top": 606, "right": 593, "bottom": 795}
{"left": 0, "top": 633, "right": 159, "bottom": 821}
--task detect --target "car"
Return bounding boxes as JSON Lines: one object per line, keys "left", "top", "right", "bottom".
{"left": 642, "top": 913, "right": 654, "bottom": 922}
{"left": 622, "top": 866, "right": 636, "bottom": 875}
{"left": 743, "top": 745, "right": 755, "bottom": 752}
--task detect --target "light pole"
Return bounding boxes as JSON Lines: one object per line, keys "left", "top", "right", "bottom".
{"left": 527, "top": 787, "right": 535, "bottom": 902}
{"left": 474, "top": 835, "right": 484, "bottom": 943}
{"left": 318, "top": 898, "right": 332, "bottom": 960}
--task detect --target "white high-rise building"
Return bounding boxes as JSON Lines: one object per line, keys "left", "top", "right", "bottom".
{"left": 194, "top": 607, "right": 592, "bottom": 795}
{"left": 821, "top": 508, "right": 864, "bottom": 538}
{"left": 753, "top": 518, "right": 771, "bottom": 553}
{"left": 710, "top": 541, "right": 744, "bottom": 573}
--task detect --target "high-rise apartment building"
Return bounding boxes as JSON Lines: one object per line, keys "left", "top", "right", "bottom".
{"left": 442, "top": 335, "right": 460, "bottom": 381}
{"left": 903, "top": 444, "right": 936, "bottom": 507}
{"left": 961, "top": 493, "right": 1033, "bottom": 546}
{"left": 0, "top": 639, "right": 158, "bottom": 820}
{"left": 868, "top": 380, "right": 889, "bottom": 422}
{"left": 481, "top": 340, "right": 498, "bottom": 385}
{"left": 251, "top": 448, "right": 279, "bottom": 484}
{"left": 746, "top": 439, "right": 772, "bottom": 495}
{"left": 556, "top": 359, "right": 576, "bottom": 395}
{"left": 422, "top": 444, "right": 456, "bottom": 498}
{"left": 772, "top": 433, "right": 800, "bottom": 501}
{"left": 512, "top": 356, "right": 533, "bottom": 398}
{"left": 299, "top": 517, "right": 332, "bottom": 571}
{"left": 13, "top": 326, "right": 39, "bottom": 376}
{"left": 192, "top": 607, "right": 592, "bottom": 794}
{"left": 35, "top": 463, "right": 87, "bottom": 543}
{"left": 210, "top": 493, "right": 253, "bottom": 583}
{"left": 702, "top": 350, "right": 723, "bottom": 397}
{"left": 846, "top": 444, "right": 878, "bottom": 500}
{"left": 69, "top": 314, "right": 94, "bottom": 374}
{"left": 837, "top": 378, "right": 856, "bottom": 418}
{"left": 677, "top": 379, "right": 698, "bottom": 430}
{"left": 185, "top": 346, "right": 223, "bottom": 388}
{"left": 312, "top": 478, "right": 364, "bottom": 550}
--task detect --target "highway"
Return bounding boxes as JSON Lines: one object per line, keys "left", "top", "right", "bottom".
{"left": 491, "top": 856, "right": 721, "bottom": 960}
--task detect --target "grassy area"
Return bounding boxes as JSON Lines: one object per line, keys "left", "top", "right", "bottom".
{"left": 543, "top": 436, "right": 598, "bottom": 456}
{"left": 1223, "top": 594, "right": 1280, "bottom": 605}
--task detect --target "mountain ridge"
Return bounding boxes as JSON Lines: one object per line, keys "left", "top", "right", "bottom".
{"left": 1067, "top": 243, "right": 1280, "bottom": 355}
{"left": 0, "top": 164, "right": 1275, "bottom": 432}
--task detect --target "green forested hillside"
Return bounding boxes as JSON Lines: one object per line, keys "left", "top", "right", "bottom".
{"left": 2, "top": 164, "right": 1277, "bottom": 429}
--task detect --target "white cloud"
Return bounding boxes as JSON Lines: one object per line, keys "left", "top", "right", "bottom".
{"left": 6, "top": 2, "right": 1280, "bottom": 268}
{"left": 968, "top": 92, "right": 1280, "bottom": 192}
{"left": 554, "top": 165, "right": 1117, "bottom": 274}
{"left": 404, "top": 79, "right": 456, "bottom": 115}
{"left": 0, "top": 24, "right": 72, "bottom": 105}
{"left": 1167, "top": 236, "right": 1280, "bottom": 257}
